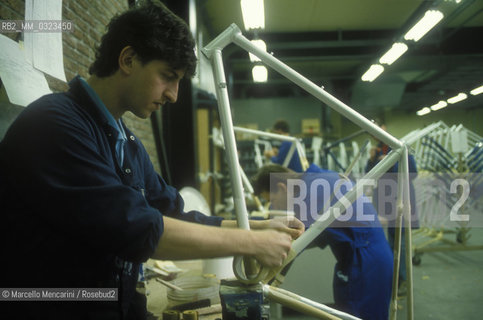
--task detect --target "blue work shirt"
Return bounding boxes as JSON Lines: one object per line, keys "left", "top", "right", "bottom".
{"left": 271, "top": 140, "right": 303, "bottom": 172}
{"left": 79, "top": 76, "right": 146, "bottom": 285}
{"left": 296, "top": 164, "right": 393, "bottom": 320}
{"left": 0, "top": 75, "right": 223, "bottom": 319}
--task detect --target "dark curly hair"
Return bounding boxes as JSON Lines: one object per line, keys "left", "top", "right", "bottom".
{"left": 251, "top": 164, "right": 297, "bottom": 196}
{"left": 273, "top": 120, "right": 290, "bottom": 134}
{"left": 89, "top": 1, "right": 197, "bottom": 78}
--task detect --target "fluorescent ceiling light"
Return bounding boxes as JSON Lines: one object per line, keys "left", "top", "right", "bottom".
{"left": 379, "top": 43, "right": 408, "bottom": 65}
{"left": 361, "top": 64, "right": 384, "bottom": 82}
{"left": 470, "top": 85, "right": 483, "bottom": 96}
{"left": 447, "top": 93, "right": 467, "bottom": 104}
{"left": 430, "top": 100, "right": 447, "bottom": 111}
{"left": 241, "top": 0, "right": 265, "bottom": 30}
{"left": 404, "top": 10, "right": 444, "bottom": 42}
{"left": 416, "top": 107, "right": 431, "bottom": 116}
{"left": 249, "top": 39, "right": 267, "bottom": 62}
{"left": 252, "top": 65, "right": 267, "bottom": 82}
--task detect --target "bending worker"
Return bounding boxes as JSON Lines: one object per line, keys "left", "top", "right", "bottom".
{"left": 252, "top": 163, "right": 393, "bottom": 320}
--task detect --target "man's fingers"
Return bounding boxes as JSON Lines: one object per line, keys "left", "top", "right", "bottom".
{"left": 283, "top": 227, "right": 299, "bottom": 239}
{"left": 268, "top": 219, "right": 304, "bottom": 239}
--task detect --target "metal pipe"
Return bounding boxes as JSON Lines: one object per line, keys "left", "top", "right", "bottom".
{"left": 266, "top": 286, "right": 362, "bottom": 320}
{"left": 264, "top": 285, "right": 342, "bottom": 320}
{"left": 239, "top": 164, "right": 254, "bottom": 194}
{"left": 202, "top": 23, "right": 241, "bottom": 59}
{"left": 234, "top": 126, "right": 297, "bottom": 142}
{"left": 292, "top": 149, "right": 402, "bottom": 254}
{"left": 389, "top": 153, "right": 405, "bottom": 320}
{"left": 233, "top": 126, "right": 308, "bottom": 170}
{"left": 401, "top": 121, "right": 448, "bottom": 146}
{"left": 296, "top": 141, "right": 309, "bottom": 171}
{"left": 400, "top": 148, "right": 414, "bottom": 320}
{"left": 343, "top": 139, "right": 370, "bottom": 178}
{"left": 324, "top": 129, "right": 367, "bottom": 151}
{"left": 231, "top": 31, "right": 403, "bottom": 150}
{"left": 210, "top": 49, "right": 250, "bottom": 230}
{"left": 282, "top": 142, "right": 297, "bottom": 167}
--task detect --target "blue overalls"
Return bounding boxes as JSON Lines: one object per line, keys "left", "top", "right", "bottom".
{"left": 297, "top": 164, "right": 393, "bottom": 319}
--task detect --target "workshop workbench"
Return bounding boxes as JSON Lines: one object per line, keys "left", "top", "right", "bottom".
{"left": 145, "top": 259, "right": 223, "bottom": 320}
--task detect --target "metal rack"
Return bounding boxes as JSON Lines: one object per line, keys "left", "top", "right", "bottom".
{"left": 322, "top": 129, "right": 371, "bottom": 178}
{"left": 234, "top": 126, "right": 309, "bottom": 171}
{"left": 401, "top": 122, "right": 483, "bottom": 265}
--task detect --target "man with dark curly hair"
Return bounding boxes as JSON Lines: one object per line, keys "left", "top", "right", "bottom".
{"left": 252, "top": 163, "right": 393, "bottom": 320}
{"left": 0, "top": 2, "right": 303, "bottom": 319}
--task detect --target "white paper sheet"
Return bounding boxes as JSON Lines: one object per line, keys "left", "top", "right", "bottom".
{"left": 0, "top": 35, "right": 52, "bottom": 107}
{"left": 451, "top": 130, "right": 468, "bottom": 154}
{"left": 24, "top": 0, "right": 66, "bottom": 82}
{"left": 24, "top": 0, "right": 34, "bottom": 64}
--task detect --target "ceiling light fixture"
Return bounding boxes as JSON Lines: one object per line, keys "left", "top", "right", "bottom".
{"left": 404, "top": 10, "right": 444, "bottom": 42}
{"left": 416, "top": 107, "right": 431, "bottom": 116}
{"left": 248, "top": 39, "right": 267, "bottom": 62}
{"left": 379, "top": 42, "right": 409, "bottom": 65}
{"left": 447, "top": 92, "right": 467, "bottom": 104}
{"left": 430, "top": 100, "right": 448, "bottom": 111}
{"left": 240, "top": 0, "right": 265, "bottom": 30}
{"left": 252, "top": 65, "right": 267, "bottom": 82}
{"left": 361, "top": 64, "right": 384, "bottom": 82}
{"left": 470, "top": 85, "right": 483, "bottom": 96}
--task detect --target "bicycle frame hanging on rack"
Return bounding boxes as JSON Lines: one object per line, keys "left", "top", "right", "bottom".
{"left": 233, "top": 126, "right": 309, "bottom": 170}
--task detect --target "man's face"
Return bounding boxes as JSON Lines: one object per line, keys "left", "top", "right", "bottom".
{"left": 125, "top": 59, "right": 185, "bottom": 119}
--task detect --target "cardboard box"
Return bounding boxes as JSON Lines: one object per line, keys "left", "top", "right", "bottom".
{"left": 301, "top": 118, "right": 320, "bottom": 135}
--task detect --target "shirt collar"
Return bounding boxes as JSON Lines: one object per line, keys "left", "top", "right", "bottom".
{"left": 77, "top": 76, "right": 126, "bottom": 141}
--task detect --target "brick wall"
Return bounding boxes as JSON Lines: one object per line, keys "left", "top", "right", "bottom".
{"left": 0, "top": 0, "right": 161, "bottom": 173}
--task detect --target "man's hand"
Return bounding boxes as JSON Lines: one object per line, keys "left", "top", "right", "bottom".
{"left": 155, "top": 217, "right": 293, "bottom": 267}
{"left": 267, "top": 216, "right": 305, "bottom": 240}
{"left": 249, "top": 230, "right": 292, "bottom": 267}
{"left": 219, "top": 216, "right": 304, "bottom": 267}
{"left": 264, "top": 147, "right": 279, "bottom": 158}
{"left": 250, "top": 216, "right": 305, "bottom": 240}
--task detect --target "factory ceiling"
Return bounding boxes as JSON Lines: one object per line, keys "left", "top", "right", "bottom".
{"left": 198, "top": 0, "right": 483, "bottom": 116}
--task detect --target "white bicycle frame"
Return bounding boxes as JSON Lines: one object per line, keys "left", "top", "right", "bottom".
{"left": 233, "top": 126, "right": 308, "bottom": 170}
{"left": 202, "top": 23, "right": 413, "bottom": 320}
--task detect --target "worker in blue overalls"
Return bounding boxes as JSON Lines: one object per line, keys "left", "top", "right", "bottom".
{"left": 252, "top": 163, "right": 393, "bottom": 320}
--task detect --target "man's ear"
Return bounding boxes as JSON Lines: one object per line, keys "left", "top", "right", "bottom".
{"left": 277, "top": 182, "right": 287, "bottom": 193}
{"left": 118, "top": 46, "right": 137, "bottom": 75}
